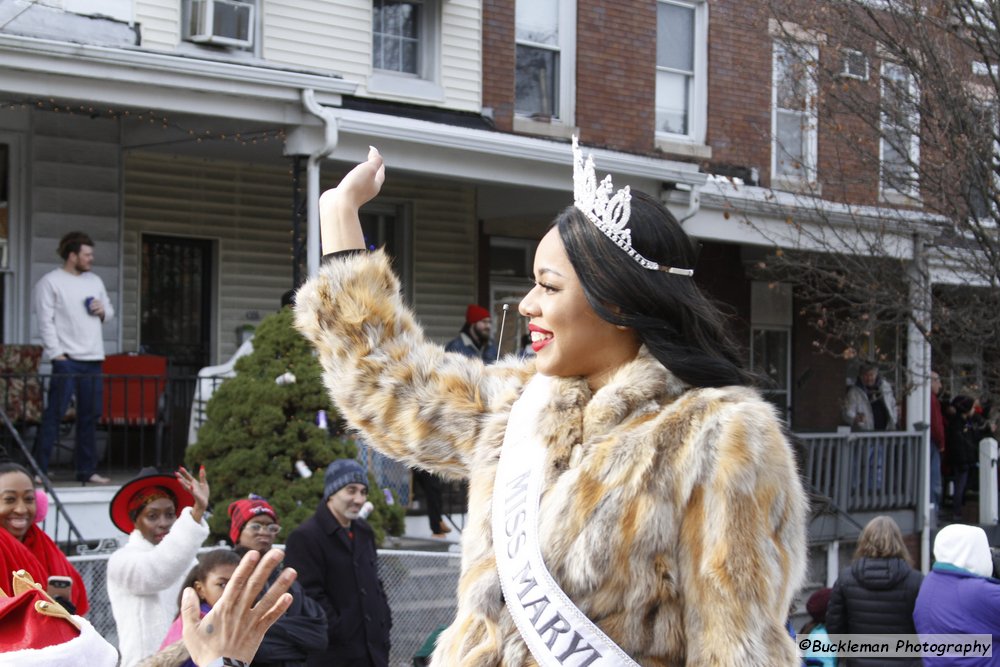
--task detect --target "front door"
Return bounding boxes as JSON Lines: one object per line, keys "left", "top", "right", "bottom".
{"left": 140, "top": 234, "right": 213, "bottom": 377}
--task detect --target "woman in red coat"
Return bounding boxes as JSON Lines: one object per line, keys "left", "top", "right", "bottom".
{"left": 0, "top": 462, "right": 88, "bottom": 614}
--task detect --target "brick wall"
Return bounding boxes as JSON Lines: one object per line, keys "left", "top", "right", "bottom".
{"left": 704, "top": 1, "right": 774, "bottom": 182}
{"left": 482, "top": 0, "right": 515, "bottom": 132}
{"left": 575, "top": 0, "right": 657, "bottom": 153}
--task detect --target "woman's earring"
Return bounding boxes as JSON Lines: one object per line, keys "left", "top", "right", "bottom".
{"left": 615, "top": 325, "right": 628, "bottom": 331}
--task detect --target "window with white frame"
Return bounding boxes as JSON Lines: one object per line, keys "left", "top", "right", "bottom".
{"left": 966, "top": 102, "right": 999, "bottom": 221}
{"left": 771, "top": 40, "right": 818, "bottom": 185}
{"left": 515, "top": 0, "right": 575, "bottom": 123}
{"left": 879, "top": 62, "right": 920, "bottom": 199}
{"left": 751, "top": 327, "right": 791, "bottom": 420}
{"left": 656, "top": 0, "right": 707, "bottom": 142}
{"left": 372, "top": 0, "right": 436, "bottom": 79}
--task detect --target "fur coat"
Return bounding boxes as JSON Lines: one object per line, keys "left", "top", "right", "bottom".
{"left": 295, "top": 251, "right": 807, "bottom": 666}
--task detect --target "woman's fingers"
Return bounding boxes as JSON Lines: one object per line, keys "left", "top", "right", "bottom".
{"left": 241, "top": 549, "right": 284, "bottom": 608}
{"left": 256, "top": 592, "right": 294, "bottom": 629}
{"left": 179, "top": 587, "right": 202, "bottom": 628}
{"left": 254, "top": 566, "right": 297, "bottom": 621}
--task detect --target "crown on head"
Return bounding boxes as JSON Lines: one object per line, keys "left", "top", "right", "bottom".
{"left": 572, "top": 136, "right": 694, "bottom": 276}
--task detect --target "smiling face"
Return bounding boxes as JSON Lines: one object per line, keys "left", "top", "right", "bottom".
{"left": 0, "top": 472, "right": 35, "bottom": 541}
{"left": 519, "top": 228, "right": 640, "bottom": 390}
{"left": 238, "top": 515, "right": 278, "bottom": 553}
{"left": 135, "top": 497, "right": 177, "bottom": 545}
{"left": 326, "top": 483, "right": 368, "bottom": 528}
{"left": 194, "top": 563, "right": 237, "bottom": 607}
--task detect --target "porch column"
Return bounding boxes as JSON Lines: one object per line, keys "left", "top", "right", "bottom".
{"left": 906, "top": 233, "right": 932, "bottom": 572}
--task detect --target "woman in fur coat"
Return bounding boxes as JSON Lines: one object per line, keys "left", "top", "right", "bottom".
{"left": 294, "top": 142, "right": 807, "bottom": 666}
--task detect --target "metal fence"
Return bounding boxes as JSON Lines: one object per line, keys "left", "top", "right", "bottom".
{"left": 0, "top": 370, "right": 199, "bottom": 473}
{"left": 69, "top": 547, "right": 460, "bottom": 667}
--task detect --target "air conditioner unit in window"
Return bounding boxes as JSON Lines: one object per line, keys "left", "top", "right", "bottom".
{"left": 189, "top": 0, "right": 254, "bottom": 48}
{"left": 839, "top": 49, "right": 869, "bottom": 81}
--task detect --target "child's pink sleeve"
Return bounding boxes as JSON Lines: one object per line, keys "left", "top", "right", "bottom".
{"left": 159, "top": 616, "right": 185, "bottom": 650}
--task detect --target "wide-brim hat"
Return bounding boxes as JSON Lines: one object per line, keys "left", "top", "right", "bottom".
{"left": 109, "top": 467, "right": 194, "bottom": 534}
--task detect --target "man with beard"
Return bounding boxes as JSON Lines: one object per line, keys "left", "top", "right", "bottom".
{"left": 33, "top": 231, "right": 114, "bottom": 484}
{"left": 445, "top": 304, "right": 497, "bottom": 362}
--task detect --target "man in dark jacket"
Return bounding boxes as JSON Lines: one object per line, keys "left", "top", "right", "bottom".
{"left": 284, "top": 459, "right": 391, "bottom": 667}
{"left": 445, "top": 304, "right": 497, "bottom": 362}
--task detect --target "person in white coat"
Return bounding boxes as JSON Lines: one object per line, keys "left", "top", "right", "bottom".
{"left": 106, "top": 466, "right": 210, "bottom": 667}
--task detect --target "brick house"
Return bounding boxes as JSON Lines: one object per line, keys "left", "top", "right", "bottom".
{"left": 4, "top": 0, "right": 988, "bottom": 569}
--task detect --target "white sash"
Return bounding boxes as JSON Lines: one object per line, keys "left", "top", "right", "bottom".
{"left": 492, "top": 374, "right": 641, "bottom": 667}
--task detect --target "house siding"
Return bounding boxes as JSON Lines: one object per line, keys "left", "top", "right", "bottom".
{"left": 122, "top": 152, "right": 293, "bottom": 365}
{"left": 263, "top": 0, "right": 372, "bottom": 78}
{"left": 134, "top": 0, "right": 181, "bottom": 51}
{"left": 265, "top": 0, "right": 482, "bottom": 111}
{"left": 28, "top": 111, "right": 122, "bottom": 358}
{"left": 439, "top": 0, "right": 482, "bottom": 110}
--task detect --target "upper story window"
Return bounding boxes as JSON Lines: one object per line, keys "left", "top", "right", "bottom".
{"left": 369, "top": 0, "right": 443, "bottom": 101}
{"left": 515, "top": 0, "right": 576, "bottom": 129}
{"left": 966, "top": 102, "right": 998, "bottom": 221}
{"left": 373, "top": 0, "right": 423, "bottom": 76}
{"left": 771, "top": 40, "right": 818, "bottom": 187}
{"left": 879, "top": 61, "right": 920, "bottom": 201}
{"left": 655, "top": 0, "right": 707, "bottom": 144}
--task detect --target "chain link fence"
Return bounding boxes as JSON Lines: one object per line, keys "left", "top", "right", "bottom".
{"left": 70, "top": 547, "right": 460, "bottom": 666}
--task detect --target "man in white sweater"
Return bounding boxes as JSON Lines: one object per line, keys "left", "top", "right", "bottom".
{"left": 32, "top": 231, "right": 114, "bottom": 484}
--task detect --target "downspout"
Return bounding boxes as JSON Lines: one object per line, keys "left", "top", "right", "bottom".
{"left": 678, "top": 184, "right": 702, "bottom": 224}
{"left": 300, "top": 89, "right": 340, "bottom": 277}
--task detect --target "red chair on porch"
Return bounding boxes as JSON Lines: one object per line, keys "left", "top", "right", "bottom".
{"left": 101, "top": 353, "right": 168, "bottom": 467}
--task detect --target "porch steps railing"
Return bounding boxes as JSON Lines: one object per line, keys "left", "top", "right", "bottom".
{"left": 0, "top": 405, "right": 85, "bottom": 548}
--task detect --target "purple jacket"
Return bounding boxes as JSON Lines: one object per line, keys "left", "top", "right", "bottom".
{"left": 913, "top": 564, "right": 1000, "bottom": 666}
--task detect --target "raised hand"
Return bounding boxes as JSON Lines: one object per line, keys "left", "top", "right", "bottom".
{"left": 176, "top": 465, "right": 210, "bottom": 524}
{"left": 181, "top": 548, "right": 296, "bottom": 665}
{"left": 319, "top": 146, "right": 385, "bottom": 254}
{"left": 326, "top": 145, "right": 385, "bottom": 211}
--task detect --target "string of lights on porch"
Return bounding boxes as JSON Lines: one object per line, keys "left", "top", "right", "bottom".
{"left": 2, "top": 98, "right": 288, "bottom": 146}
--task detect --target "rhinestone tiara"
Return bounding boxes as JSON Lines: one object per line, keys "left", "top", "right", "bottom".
{"left": 571, "top": 136, "right": 694, "bottom": 276}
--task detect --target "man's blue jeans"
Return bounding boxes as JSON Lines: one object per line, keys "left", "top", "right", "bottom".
{"left": 35, "top": 359, "right": 103, "bottom": 481}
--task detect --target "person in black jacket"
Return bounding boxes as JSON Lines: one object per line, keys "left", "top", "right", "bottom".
{"left": 284, "top": 459, "right": 391, "bottom": 667}
{"left": 228, "top": 495, "right": 328, "bottom": 667}
{"left": 826, "top": 515, "right": 923, "bottom": 666}
{"left": 947, "top": 395, "right": 994, "bottom": 521}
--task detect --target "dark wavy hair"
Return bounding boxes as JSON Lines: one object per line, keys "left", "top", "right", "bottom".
{"left": 57, "top": 231, "right": 94, "bottom": 260}
{"left": 556, "top": 190, "right": 752, "bottom": 388}
{"left": 176, "top": 548, "right": 243, "bottom": 609}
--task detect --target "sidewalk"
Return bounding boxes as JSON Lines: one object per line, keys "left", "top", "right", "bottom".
{"left": 383, "top": 514, "right": 464, "bottom": 553}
